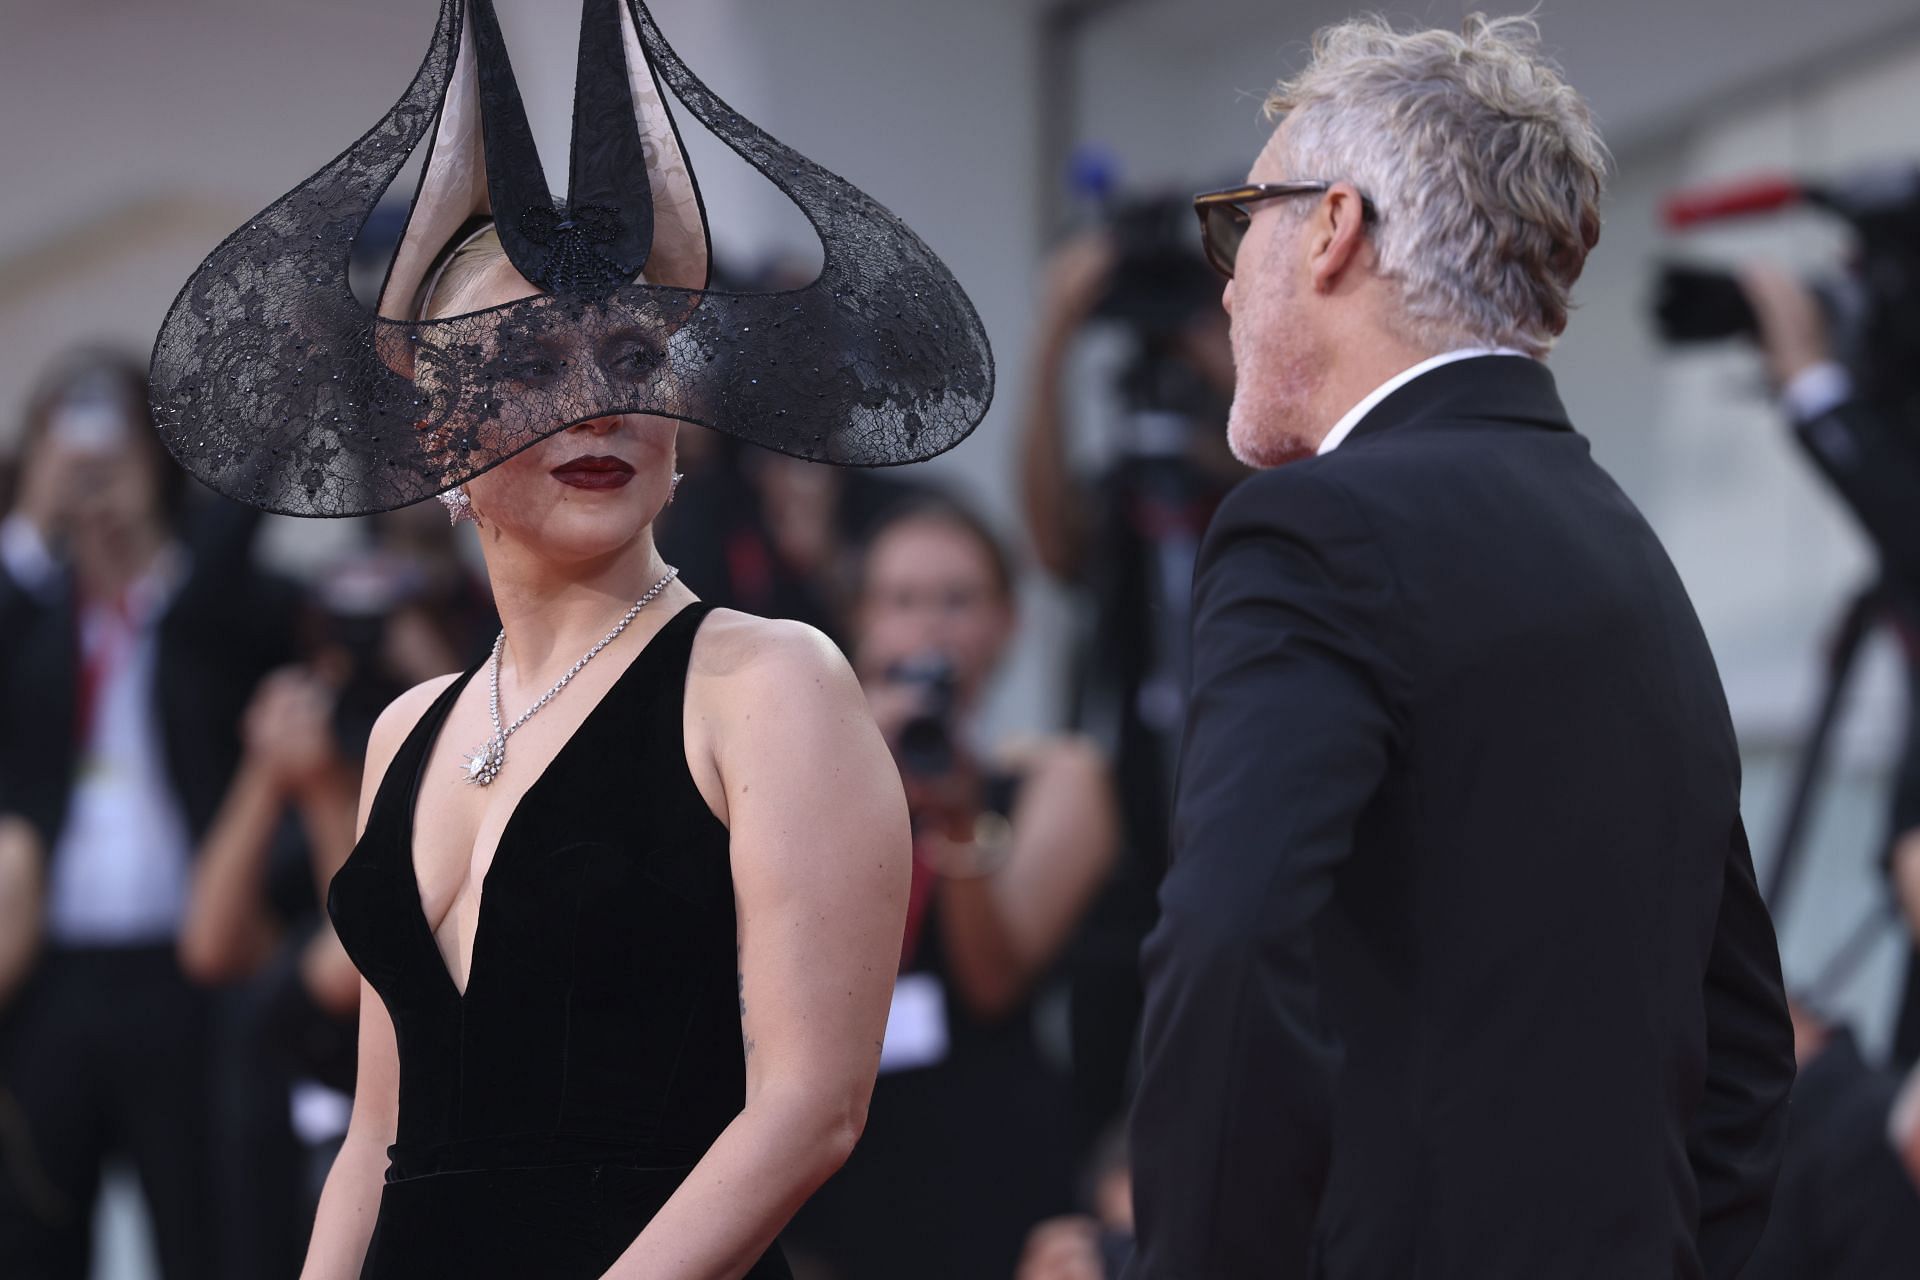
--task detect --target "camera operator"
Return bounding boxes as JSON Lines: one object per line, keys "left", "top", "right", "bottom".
{"left": 784, "top": 494, "right": 1120, "bottom": 1280}
{"left": 1739, "top": 263, "right": 1920, "bottom": 1072}
{"left": 1018, "top": 211, "right": 1243, "bottom": 1149}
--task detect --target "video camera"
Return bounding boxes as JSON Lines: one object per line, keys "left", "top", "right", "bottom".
{"left": 1653, "top": 165, "right": 1920, "bottom": 415}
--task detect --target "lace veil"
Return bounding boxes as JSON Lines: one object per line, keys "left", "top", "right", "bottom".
{"left": 148, "top": 0, "right": 994, "bottom": 517}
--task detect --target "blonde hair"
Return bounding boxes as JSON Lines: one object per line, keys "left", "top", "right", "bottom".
{"left": 417, "top": 223, "right": 512, "bottom": 321}
{"left": 1265, "top": 12, "right": 1608, "bottom": 356}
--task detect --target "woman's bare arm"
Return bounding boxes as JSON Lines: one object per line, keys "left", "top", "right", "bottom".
{"left": 0, "top": 816, "right": 45, "bottom": 1010}
{"left": 298, "top": 675, "right": 456, "bottom": 1280}
{"left": 601, "top": 616, "right": 908, "bottom": 1280}
{"left": 937, "top": 737, "right": 1120, "bottom": 1020}
{"left": 176, "top": 759, "right": 286, "bottom": 983}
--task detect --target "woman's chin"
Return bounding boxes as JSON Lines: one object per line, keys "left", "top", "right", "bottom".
{"left": 517, "top": 509, "right": 658, "bottom": 564}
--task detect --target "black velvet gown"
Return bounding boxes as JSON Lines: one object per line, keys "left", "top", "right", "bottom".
{"left": 327, "top": 603, "right": 791, "bottom": 1277}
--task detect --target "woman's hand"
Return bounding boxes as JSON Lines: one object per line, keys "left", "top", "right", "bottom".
{"left": 1018, "top": 1216, "right": 1110, "bottom": 1280}
{"left": 1040, "top": 231, "right": 1118, "bottom": 341}
{"left": 243, "top": 667, "right": 345, "bottom": 795}
{"left": 865, "top": 670, "right": 983, "bottom": 841}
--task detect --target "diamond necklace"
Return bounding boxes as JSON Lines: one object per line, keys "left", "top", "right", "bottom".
{"left": 461, "top": 566, "right": 680, "bottom": 786}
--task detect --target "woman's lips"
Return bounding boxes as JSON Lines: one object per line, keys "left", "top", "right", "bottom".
{"left": 551, "top": 455, "right": 635, "bottom": 491}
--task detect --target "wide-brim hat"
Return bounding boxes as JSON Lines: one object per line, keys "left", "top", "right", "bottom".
{"left": 148, "top": 0, "right": 994, "bottom": 517}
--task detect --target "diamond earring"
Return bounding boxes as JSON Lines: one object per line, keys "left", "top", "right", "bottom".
{"left": 668, "top": 471, "right": 684, "bottom": 505}
{"left": 439, "top": 485, "right": 476, "bottom": 525}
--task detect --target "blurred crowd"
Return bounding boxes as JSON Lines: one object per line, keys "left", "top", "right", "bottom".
{"left": 3, "top": 224, "right": 1920, "bottom": 1280}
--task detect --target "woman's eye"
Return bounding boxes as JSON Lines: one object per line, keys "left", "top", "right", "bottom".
{"left": 498, "top": 356, "right": 561, "bottom": 387}
{"left": 611, "top": 346, "right": 665, "bottom": 377}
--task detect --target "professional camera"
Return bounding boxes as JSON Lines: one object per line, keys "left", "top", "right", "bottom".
{"left": 1093, "top": 195, "right": 1222, "bottom": 342}
{"left": 313, "top": 552, "right": 427, "bottom": 759}
{"left": 1084, "top": 192, "right": 1232, "bottom": 439}
{"left": 885, "top": 653, "right": 959, "bottom": 779}
{"left": 1653, "top": 165, "right": 1920, "bottom": 415}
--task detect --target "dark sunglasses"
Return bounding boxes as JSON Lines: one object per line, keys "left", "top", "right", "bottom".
{"left": 1193, "top": 181, "right": 1379, "bottom": 280}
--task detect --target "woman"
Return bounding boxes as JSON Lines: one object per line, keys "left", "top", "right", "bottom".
{"left": 290, "top": 225, "right": 910, "bottom": 1277}
{"left": 787, "top": 497, "right": 1119, "bottom": 1280}
{"left": 145, "top": 0, "right": 996, "bottom": 1272}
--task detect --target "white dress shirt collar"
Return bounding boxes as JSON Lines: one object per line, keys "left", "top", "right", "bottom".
{"left": 1317, "top": 348, "right": 1535, "bottom": 456}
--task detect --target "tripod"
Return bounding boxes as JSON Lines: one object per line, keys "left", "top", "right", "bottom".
{"left": 1764, "top": 578, "right": 1915, "bottom": 1008}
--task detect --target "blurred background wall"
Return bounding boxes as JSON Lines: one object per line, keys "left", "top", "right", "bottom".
{"left": 5, "top": 0, "right": 1920, "bottom": 1269}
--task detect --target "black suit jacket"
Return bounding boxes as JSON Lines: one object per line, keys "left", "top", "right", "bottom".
{"left": 0, "top": 501, "right": 302, "bottom": 856}
{"left": 1126, "top": 356, "right": 1795, "bottom": 1280}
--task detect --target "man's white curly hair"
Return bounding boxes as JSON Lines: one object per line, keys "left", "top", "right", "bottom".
{"left": 1265, "top": 12, "right": 1609, "bottom": 356}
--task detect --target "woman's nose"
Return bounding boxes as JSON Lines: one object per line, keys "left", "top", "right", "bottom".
{"left": 571, "top": 415, "right": 621, "bottom": 435}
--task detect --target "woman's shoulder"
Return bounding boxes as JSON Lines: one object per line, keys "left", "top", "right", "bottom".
{"left": 684, "top": 608, "right": 870, "bottom": 761}
{"left": 365, "top": 672, "right": 464, "bottom": 771}
{"left": 686, "top": 606, "right": 854, "bottom": 695}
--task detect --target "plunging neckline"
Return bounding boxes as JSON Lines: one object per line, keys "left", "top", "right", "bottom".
{"left": 400, "top": 602, "right": 698, "bottom": 1004}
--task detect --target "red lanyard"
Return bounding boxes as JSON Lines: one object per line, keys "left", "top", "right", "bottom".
{"left": 74, "top": 593, "right": 139, "bottom": 751}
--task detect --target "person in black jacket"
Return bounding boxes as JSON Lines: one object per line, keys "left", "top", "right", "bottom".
{"left": 1126, "top": 15, "right": 1794, "bottom": 1280}
{"left": 1740, "top": 263, "right": 1920, "bottom": 1074}
{"left": 0, "top": 349, "right": 301, "bottom": 1280}
{"left": 1744, "top": 1002, "right": 1920, "bottom": 1279}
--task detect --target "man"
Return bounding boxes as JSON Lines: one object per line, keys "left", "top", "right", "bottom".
{"left": 1127, "top": 15, "right": 1794, "bottom": 1280}
{"left": 0, "top": 349, "right": 300, "bottom": 1280}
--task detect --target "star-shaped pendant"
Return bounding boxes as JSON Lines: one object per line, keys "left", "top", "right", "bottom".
{"left": 462, "top": 736, "right": 504, "bottom": 786}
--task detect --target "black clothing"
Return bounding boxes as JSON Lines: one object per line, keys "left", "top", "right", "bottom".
{"left": 0, "top": 502, "right": 298, "bottom": 1280}
{"left": 0, "top": 946, "right": 213, "bottom": 1280}
{"left": 0, "top": 502, "right": 301, "bottom": 850}
{"left": 1790, "top": 394, "right": 1920, "bottom": 1070}
{"left": 1746, "top": 1028, "right": 1920, "bottom": 1279}
{"left": 1127, "top": 356, "right": 1796, "bottom": 1279}
{"left": 785, "top": 772, "right": 1077, "bottom": 1280}
{"left": 327, "top": 602, "right": 790, "bottom": 1278}
{"left": 1790, "top": 395, "right": 1920, "bottom": 599}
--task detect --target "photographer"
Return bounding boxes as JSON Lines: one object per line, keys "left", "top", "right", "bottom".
{"left": 1018, "top": 214, "right": 1242, "bottom": 1149}
{"left": 785, "top": 495, "right": 1120, "bottom": 1280}
{"left": 0, "top": 348, "right": 300, "bottom": 1280}
{"left": 1740, "top": 264, "right": 1920, "bottom": 1071}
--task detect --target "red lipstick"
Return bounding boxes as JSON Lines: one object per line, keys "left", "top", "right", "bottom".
{"left": 551, "top": 454, "right": 635, "bottom": 491}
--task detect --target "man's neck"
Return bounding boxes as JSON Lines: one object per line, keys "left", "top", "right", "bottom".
{"left": 1308, "top": 338, "right": 1445, "bottom": 452}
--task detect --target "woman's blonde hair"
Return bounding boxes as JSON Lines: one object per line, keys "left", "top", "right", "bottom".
{"left": 1265, "top": 12, "right": 1608, "bottom": 356}
{"left": 417, "top": 223, "right": 512, "bottom": 321}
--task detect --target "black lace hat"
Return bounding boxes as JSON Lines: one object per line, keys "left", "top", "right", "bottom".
{"left": 148, "top": 0, "right": 994, "bottom": 518}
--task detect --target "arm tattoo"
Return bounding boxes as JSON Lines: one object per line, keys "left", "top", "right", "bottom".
{"left": 737, "top": 945, "right": 754, "bottom": 1060}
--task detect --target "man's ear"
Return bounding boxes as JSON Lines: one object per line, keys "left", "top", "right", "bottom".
{"left": 1308, "top": 181, "right": 1371, "bottom": 294}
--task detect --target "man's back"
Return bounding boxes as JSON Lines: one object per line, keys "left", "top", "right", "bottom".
{"left": 1130, "top": 356, "right": 1793, "bottom": 1279}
